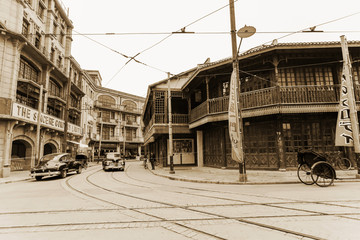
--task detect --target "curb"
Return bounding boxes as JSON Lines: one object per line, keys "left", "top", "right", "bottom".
{"left": 149, "top": 169, "right": 360, "bottom": 185}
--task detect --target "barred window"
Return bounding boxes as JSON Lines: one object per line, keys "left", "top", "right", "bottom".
{"left": 18, "top": 58, "right": 39, "bottom": 82}
{"left": 49, "top": 79, "right": 61, "bottom": 97}
{"left": 155, "top": 91, "right": 165, "bottom": 114}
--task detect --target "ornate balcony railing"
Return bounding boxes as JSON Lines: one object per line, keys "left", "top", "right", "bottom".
{"left": 145, "top": 85, "right": 359, "bottom": 134}
{"left": 190, "top": 85, "right": 350, "bottom": 122}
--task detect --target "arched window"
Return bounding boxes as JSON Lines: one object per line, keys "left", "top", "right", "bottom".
{"left": 122, "top": 100, "right": 137, "bottom": 111}
{"left": 98, "top": 95, "right": 115, "bottom": 107}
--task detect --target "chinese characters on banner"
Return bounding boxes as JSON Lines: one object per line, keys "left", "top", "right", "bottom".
{"left": 228, "top": 70, "right": 244, "bottom": 163}
{"left": 335, "top": 36, "right": 360, "bottom": 152}
{"left": 335, "top": 66, "right": 354, "bottom": 146}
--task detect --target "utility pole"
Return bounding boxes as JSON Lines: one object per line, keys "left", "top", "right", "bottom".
{"left": 35, "top": 85, "right": 43, "bottom": 166}
{"left": 123, "top": 125, "right": 126, "bottom": 158}
{"left": 98, "top": 121, "right": 103, "bottom": 160}
{"left": 168, "top": 72, "right": 175, "bottom": 174}
{"left": 229, "top": 0, "right": 246, "bottom": 181}
{"left": 62, "top": 74, "right": 71, "bottom": 153}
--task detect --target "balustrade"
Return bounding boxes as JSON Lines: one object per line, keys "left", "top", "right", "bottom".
{"left": 190, "top": 85, "right": 347, "bottom": 123}
{"left": 145, "top": 85, "right": 359, "bottom": 132}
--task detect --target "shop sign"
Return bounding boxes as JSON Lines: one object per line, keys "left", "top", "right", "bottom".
{"left": 12, "top": 103, "right": 82, "bottom": 135}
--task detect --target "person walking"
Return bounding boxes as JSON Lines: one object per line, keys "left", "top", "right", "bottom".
{"left": 150, "top": 152, "right": 155, "bottom": 170}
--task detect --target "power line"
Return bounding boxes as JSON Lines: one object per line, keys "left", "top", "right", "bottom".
{"left": 104, "top": 0, "right": 240, "bottom": 86}
{"left": 266, "top": 11, "right": 360, "bottom": 44}
{"left": 31, "top": 30, "right": 360, "bottom": 36}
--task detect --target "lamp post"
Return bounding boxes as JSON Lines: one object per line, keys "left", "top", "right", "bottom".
{"left": 228, "top": 0, "right": 255, "bottom": 181}
{"left": 168, "top": 72, "right": 175, "bottom": 174}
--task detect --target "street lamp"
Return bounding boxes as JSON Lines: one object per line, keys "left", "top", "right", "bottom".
{"left": 228, "top": 0, "right": 256, "bottom": 182}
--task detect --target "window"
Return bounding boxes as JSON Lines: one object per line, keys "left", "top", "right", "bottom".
{"left": 16, "top": 82, "right": 38, "bottom": 108}
{"left": 123, "top": 100, "right": 137, "bottom": 111}
{"left": 222, "top": 82, "right": 229, "bottom": 96}
{"left": 53, "top": 22, "right": 57, "bottom": 36}
{"left": 99, "top": 95, "right": 115, "bottom": 107}
{"left": 70, "top": 95, "right": 79, "bottom": 109}
{"left": 59, "top": 32, "right": 65, "bottom": 45}
{"left": 37, "top": 2, "right": 45, "bottom": 20}
{"left": 57, "top": 55, "right": 62, "bottom": 68}
{"left": 22, "top": 19, "right": 29, "bottom": 36}
{"left": 35, "top": 32, "right": 41, "bottom": 49}
{"left": 49, "top": 79, "right": 61, "bottom": 97}
{"left": 47, "top": 98, "right": 62, "bottom": 118}
{"left": 18, "top": 58, "right": 39, "bottom": 82}
{"left": 50, "top": 48, "right": 55, "bottom": 62}
{"left": 353, "top": 63, "right": 360, "bottom": 84}
{"left": 155, "top": 92, "right": 165, "bottom": 114}
{"left": 279, "top": 66, "right": 334, "bottom": 86}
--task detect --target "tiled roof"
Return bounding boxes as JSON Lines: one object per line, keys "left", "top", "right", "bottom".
{"left": 198, "top": 40, "right": 360, "bottom": 69}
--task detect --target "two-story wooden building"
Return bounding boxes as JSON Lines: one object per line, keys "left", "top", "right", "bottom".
{"left": 142, "top": 41, "right": 360, "bottom": 170}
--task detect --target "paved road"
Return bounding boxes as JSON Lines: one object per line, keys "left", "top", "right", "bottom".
{"left": 0, "top": 161, "right": 359, "bottom": 240}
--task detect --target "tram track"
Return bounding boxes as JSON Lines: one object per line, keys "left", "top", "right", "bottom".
{"left": 2, "top": 164, "right": 358, "bottom": 239}
{"left": 61, "top": 165, "right": 327, "bottom": 239}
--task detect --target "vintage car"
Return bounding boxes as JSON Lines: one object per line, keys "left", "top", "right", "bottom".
{"left": 102, "top": 152, "right": 125, "bottom": 171}
{"left": 30, "top": 153, "right": 82, "bottom": 181}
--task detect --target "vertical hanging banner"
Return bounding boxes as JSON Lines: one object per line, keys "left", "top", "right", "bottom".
{"left": 335, "top": 65, "right": 354, "bottom": 146}
{"left": 335, "top": 36, "right": 360, "bottom": 152}
{"left": 228, "top": 70, "right": 244, "bottom": 163}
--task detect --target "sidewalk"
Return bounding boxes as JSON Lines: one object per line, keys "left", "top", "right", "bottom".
{"left": 1, "top": 163, "right": 359, "bottom": 185}
{"left": 149, "top": 166, "right": 360, "bottom": 185}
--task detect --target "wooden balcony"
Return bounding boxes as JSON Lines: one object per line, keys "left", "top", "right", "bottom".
{"left": 190, "top": 85, "right": 352, "bottom": 123}
{"left": 143, "top": 113, "right": 190, "bottom": 140}
{"left": 144, "top": 84, "right": 359, "bottom": 137}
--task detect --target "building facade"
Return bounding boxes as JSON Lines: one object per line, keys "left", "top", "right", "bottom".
{"left": 142, "top": 41, "right": 360, "bottom": 171}
{"left": 0, "top": 0, "right": 144, "bottom": 178}
{"left": 86, "top": 70, "right": 145, "bottom": 161}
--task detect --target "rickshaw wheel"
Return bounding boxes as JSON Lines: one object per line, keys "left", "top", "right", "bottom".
{"left": 297, "top": 164, "right": 314, "bottom": 185}
{"left": 311, "top": 162, "right": 335, "bottom": 187}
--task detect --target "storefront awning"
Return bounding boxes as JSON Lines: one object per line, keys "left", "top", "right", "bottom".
{"left": 67, "top": 140, "right": 89, "bottom": 148}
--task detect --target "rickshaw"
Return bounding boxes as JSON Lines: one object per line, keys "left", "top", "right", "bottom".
{"left": 297, "top": 149, "right": 336, "bottom": 187}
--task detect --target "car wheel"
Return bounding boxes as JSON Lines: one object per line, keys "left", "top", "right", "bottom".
{"left": 77, "top": 166, "right": 82, "bottom": 174}
{"left": 35, "top": 176, "right": 42, "bottom": 181}
{"left": 60, "top": 169, "right": 67, "bottom": 178}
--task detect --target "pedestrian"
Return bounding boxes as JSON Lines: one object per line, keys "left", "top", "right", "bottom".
{"left": 150, "top": 152, "right": 155, "bottom": 170}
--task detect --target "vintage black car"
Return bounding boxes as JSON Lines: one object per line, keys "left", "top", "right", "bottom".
{"left": 30, "top": 153, "right": 82, "bottom": 181}
{"left": 102, "top": 152, "right": 125, "bottom": 171}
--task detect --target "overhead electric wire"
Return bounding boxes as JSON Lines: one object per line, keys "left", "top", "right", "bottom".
{"left": 69, "top": 3, "right": 359, "bottom": 90}
{"left": 265, "top": 11, "right": 360, "bottom": 44}
{"left": 104, "top": 0, "right": 240, "bottom": 86}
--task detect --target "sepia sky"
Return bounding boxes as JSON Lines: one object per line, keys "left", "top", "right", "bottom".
{"left": 60, "top": 0, "right": 360, "bottom": 97}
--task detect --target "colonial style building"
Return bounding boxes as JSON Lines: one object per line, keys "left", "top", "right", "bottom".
{"left": 0, "top": 0, "right": 144, "bottom": 178}
{"left": 0, "top": 0, "right": 79, "bottom": 178}
{"left": 88, "top": 70, "right": 145, "bottom": 160}
{"left": 142, "top": 41, "right": 360, "bottom": 171}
